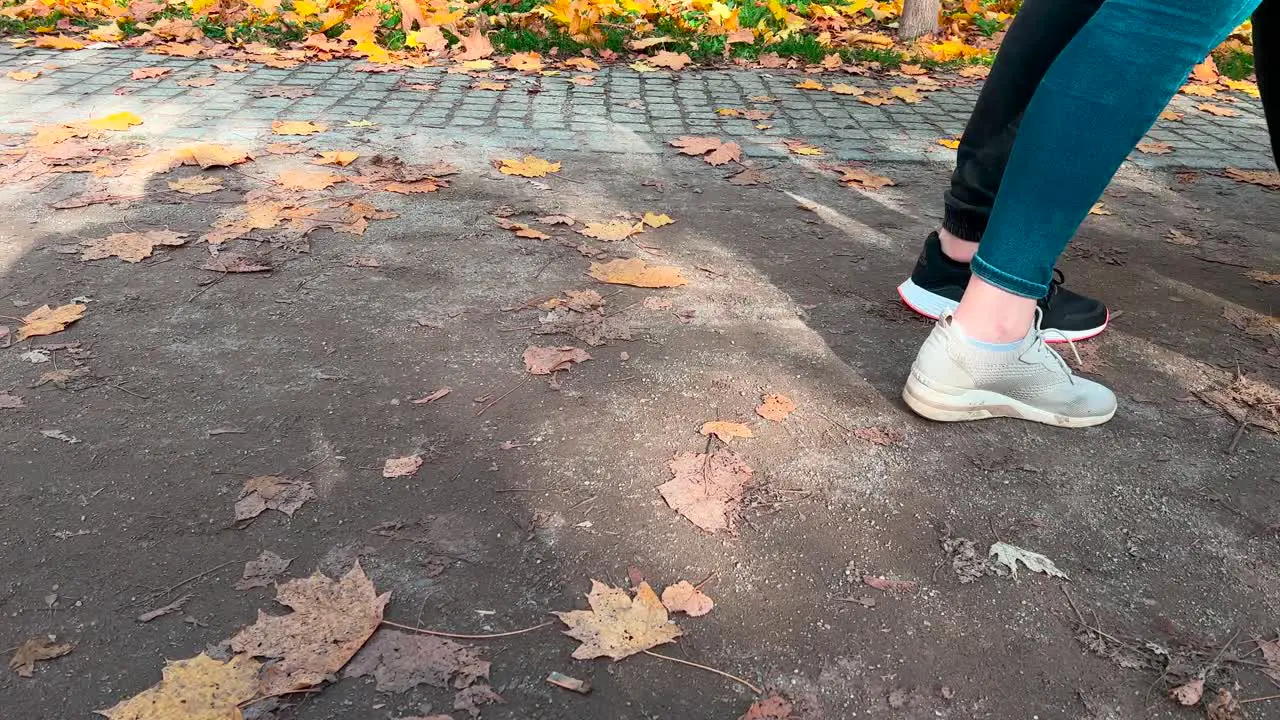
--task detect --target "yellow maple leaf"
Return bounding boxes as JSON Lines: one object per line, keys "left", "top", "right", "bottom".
{"left": 33, "top": 36, "right": 84, "bottom": 50}
{"left": 1180, "top": 84, "right": 1217, "bottom": 97}
{"left": 80, "top": 230, "right": 188, "bottom": 263}
{"left": 629, "top": 61, "right": 657, "bottom": 73}
{"left": 756, "top": 393, "right": 796, "bottom": 422}
{"left": 936, "top": 137, "right": 960, "bottom": 149}
{"left": 313, "top": 150, "right": 359, "bottom": 166}
{"left": 553, "top": 581, "right": 682, "bottom": 660}
{"left": 16, "top": 304, "right": 86, "bottom": 341}
{"left": 461, "top": 59, "right": 495, "bottom": 71}
{"left": 642, "top": 212, "right": 674, "bottom": 228}
{"left": 498, "top": 155, "right": 561, "bottom": 177}
{"left": 889, "top": 86, "right": 923, "bottom": 103}
{"left": 346, "top": 119, "right": 376, "bottom": 127}
{"left": 471, "top": 80, "right": 507, "bottom": 91}
{"left": 277, "top": 169, "right": 344, "bottom": 190}
{"left": 581, "top": 221, "right": 642, "bottom": 241}
{"left": 168, "top": 143, "right": 253, "bottom": 169}
{"left": 1223, "top": 78, "right": 1260, "bottom": 98}
{"left": 293, "top": 0, "right": 322, "bottom": 17}
{"left": 272, "top": 120, "right": 327, "bottom": 135}
{"left": 795, "top": 78, "right": 825, "bottom": 90}
{"left": 86, "top": 21, "right": 123, "bottom": 42}
{"left": 589, "top": 258, "right": 687, "bottom": 288}
{"left": 7, "top": 70, "right": 38, "bottom": 81}
{"left": 86, "top": 111, "right": 142, "bottom": 131}
{"left": 829, "top": 83, "right": 863, "bottom": 96}
{"left": 98, "top": 654, "right": 261, "bottom": 720}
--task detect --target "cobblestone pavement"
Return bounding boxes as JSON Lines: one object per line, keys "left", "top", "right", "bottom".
{"left": 2, "top": 46, "right": 1273, "bottom": 169}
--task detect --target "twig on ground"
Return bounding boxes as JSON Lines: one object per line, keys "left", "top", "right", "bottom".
{"left": 124, "top": 559, "right": 241, "bottom": 609}
{"left": 695, "top": 569, "right": 718, "bottom": 590}
{"left": 381, "top": 619, "right": 552, "bottom": 640}
{"left": 1228, "top": 415, "right": 1252, "bottom": 454}
{"left": 187, "top": 274, "right": 223, "bottom": 302}
{"left": 475, "top": 376, "right": 529, "bottom": 417}
{"left": 106, "top": 383, "right": 150, "bottom": 400}
{"left": 1242, "top": 693, "right": 1280, "bottom": 704}
{"left": 642, "top": 650, "right": 761, "bottom": 695}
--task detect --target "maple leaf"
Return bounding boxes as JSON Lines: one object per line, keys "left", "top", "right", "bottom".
{"left": 34, "top": 36, "right": 85, "bottom": 50}
{"left": 230, "top": 563, "right": 389, "bottom": 696}
{"left": 660, "top": 449, "right": 752, "bottom": 533}
{"left": 272, "top": 120, "right": 327, "bottom": 135}
{"left": 345, "top": 630, "right": 491, "bottom": 694}
{"left": 277, "top": 169, "right": 345, "bottom": 190}
{"left": 235, "top": 551, "right": 292, "bottom": 590}
{"left": 506, "top": 52, "right": 544, "bottom": 72}
{"left": 1224, "top": 167, "right": 1280, "bottom": 189}
{"left": 98, "top": 654, "right": 260, "bottom": 720}
{"left": 630, "top": 36, "right": 676, "bottom": 50}
{"left": 1180, "top": 83, "right": 1217, "bottom": 97}
{"left": 858, "top": 94, "right": 894, "bottom": 106}
{"left": 756, "top": 392, "right": 796, "bottom": 421}
{"left": 642, "top": 212, "right": 673, "bottom": 228}
{"left": 234, "top": 475, "right": 316, "bottom": 521}
{"left": 705, "top": 142, "right": 742, "bottom": 166}
{"left": 590, "top": 258, "right": 687, "bottom": 288}
{"left": 839, "top": 167, "right": 895, "bottom": 190}
{"left": 313, "top": 151, "right": 359, "bottom": 166}
{"left": 523, "top": 345, "right": 591, "bottom": 374}
{"left": 829, "top": 83, "right": 863, "bottom": 96}
{"left": 794, "top": 78, "right": 825, "bottom": 90}
{"left": 16, "top": 304, "right": 85, "bottom": 341}
{"left": 498, "top": 155, "right": 560, "bottom": 177}
{"left": 569, "top": 75, "right": 595, "bottom": 86}
{"left": 1136, "top": 142, "right": 1173, "bottom": 155}
{"left": 168, "top": 176, "right": 224, "bottom": 194}
{"left": 1088, "top": 202, "right": 1111, "bottom": 215}
{"left": 177, "top": 77, "right": 216, "bottom": 88}
{"left": 266, "top": 142, "right": 306, "bottom": 155}
{"left": 988, "top": 541, "right": 1068, "bottom": 579}
{"left": 169, "top": 143, "right": 253, "bottom": 168}
{"left": 383, "top": 455, "right": 424, "bottom": 478}
{"left": 86, "top": 112, "right": 143, "bottom": 131}
{"left": 936, "top": 137, "right": 961, "bottom": 149}
{"left": 889, "top": 86, "right": 923, "bottom": 103}
{"left": 1198, "top": 103, "right": 1240, "bottom": 117}
{"left": 7, "top": 70, "right": 38, "bottom": 82}
{"left": 554, "top": 581, "right": 681, "bottom": 660}
{"left": 455, "top": 26, "right": 494, "bottom": 61}
{"left": 700, "top": 421, "right": 754, "bottom": 442}
{"left": 670, "top": 136, "right": 722, "bottom": 156}
{"left": 1170, "top": 678, "right": 1204, "bottom": 706}
{"left": 131, "top": 67, "right": 173, "bottom": 80}
{"left": 564, "top": 57, "right": 600, "bottom": 72}
{"left": 496, "top": 218, "right": 551, "bottom": 239}
{"left": 471, "top": 80, "right": 508, "bottom": 91}
{"left": 1223, "top": 78, "right": 1260, "bottom": 97}
{"left": 660, "top": 581, "right": 714, "bottom": 617}
{"left": 739, "top": 694, "right": 796, "bottom": 720}
{"left": 650, "top": 51, "right": 692, "bottom": 70}
{"left": 581, "top": 220, "right": 642, "bottom": 242}
{"left": 783, "top": 139, "right": 822, "bottom": 156}
{"left": 629, "top": 61, "right": 657, "bottom": 73}
{"left": 9, "top": 638, "right": 73, "bottom": 678}
{"left": 1191, "top": 57, "right": 1219, "bottom": 83}
{"left": 214, "top": 63, "right": 249, "bottom": 72}
{"left": 81, "top": 230, "right": 188, "bottom": 263}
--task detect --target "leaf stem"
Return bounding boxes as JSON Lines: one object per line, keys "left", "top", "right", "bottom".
{"left": 642, "top": 649, "right": 762, "bottom": 695}
{"left": 380, "top": 619, "right": 553, "bottom": 640}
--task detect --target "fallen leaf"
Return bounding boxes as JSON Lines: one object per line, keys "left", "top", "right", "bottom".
{"left": 858, "top": 94, "right": 893, "bottom": 106}
{"left": 1192, "top": 57, "right": 1219, "bottom": 83}
{"left": 496, "top": 218, "right": 551, "bottom": 240}
{"left": 0, "top": 392, "right": 24, "bottom": 410}
{"left": 131, "top": 67, "right": 173, "bottom": 80}
{"left": 705, "top": 142, "right": 742, "bottom": 166}
{"left": 471, "top": 80, "right": 508, "bottom": 91}
{"left": 1224, "top": 167, "right": 1280, "bottom": 189}
{"left": 700, "top": 421, "right": 753, "bottom": 443}
{"left": 936, "top": 137, "right": 961, "bottom": 149}
{"left": 234, "top": 475, "right": 316, "bottom": 521}
{"left": 86, "top": 111, "right": 143, "bottom": 131}
{"left": 229, "top": 562, "right": 389, "bottom": 695}
{"left": 81, "top": 230, "right": 187, "bottom": 263}
{"left": 1206, "top": 688, "right": 1245, "bottom": 720}
{"left": 756, "top": 393, "right": 796, "bottom": 422}
{"left": 1222, "top": 78, "right": 1261, "bottom": 98}
{"left": 568, "top": 75, "right": 595, "bottom": 86}
{"left": 201, "top": 253, "right": 272, "bottom": 273}
{"left": 839, "top": 167, "right": 895, "bottom": 190}
{"left": 589, "top": 258, "right": 687, "bottom": 288}
{"left": 660, "top": 580, "right": 714, "bottom": 616}
{"left": 453, "top": 683, "right": 506, "bottom": 717}
{"left": 794, "top": 78, "right": 824, "bottom": 90}
{"left": 650, "top": 51, "right": 692, "bottom": 70}
{"left": 1159, "top": 109, "right": 1184, "bottom": 121}
{"left": 1245, "top": 269, "right": 1280, "bottom": 284}
{"left": 346, "top": 629, "right": 490, "bottom": 695}
{"left": 564, "top": 57, "right": 600, "bottom": 71}
{"left": 957, "top": 65, "right": 990, "bottom": 79}
{"left": 137, "top": 594, "right": 191, "bottom": 622}
{"left": 235, "top": 551, "right": 293, "bottom": 590}
{"left": 581, "top": 221, "right": 642, "bottom": 242}
{"left": 383, "top": 455, "right": 424, "bottom": 478}
{"left": 506, "top": 51, "right": 544, "bottom": 72}
{"left": 272, "top": 120, "right": 327, "bottom": 135}
{"left": 177, "top": 77, "right": 216, "bottom": 88}
{"left": 889, "top": 86, "right": 923, "bottom": 103}
{"left": 828, "top": 83, "right": 864, "bottom": 96}
{"left": 554, "top": 581, "right": 681, "bottom": 660}
{"left": 313, "top": 151, "right": 359, "bottom": 166}
{"left": 384, "top": 180, "right": 444, "bottom": 194}
{"left": 727, "top": 168, "right": 768, "bottom": 186}
{"left": 1088, "top": 202, "right": 1112, "bottom": 215}
{"left": 1136, "top": 142, "right": 1174, "bottom": 155}
{"left": 1198, "top": 103, "right": 1240, "bottom": 117}
{"left": 1169, "top": 677, "right": 1204, "bottom": 706}
{"left": 41, "top": 429, "right": 80, "bottom": 444}
{"left": 988, "top": 541, "right": 1068, "bottom": 579}
{"left": 17, "top": 304, "right": 85, "bottom": 341}
{"left": 98, "top": 654, "right": 260, "bottom": 719}
{"left": 523, "top": 345, "right": 591, "bottom": 374}
{"left": 7, "top": 70, "right": 39, "bottom": 81}
{"left": 630, "top": 36, "right": 675, "bottom": 50}
{"left": 255, "top": 85, "right": 314, "bottom": 99}
{"left": 854, "top": 425, "right": 903, "bottom": 446}
{"left": 168, "top": 176, "right": 224, "bottom": 194}
{"left": 277, "top": 169, "right": 344, "bottom": 191}
{"left": 862, "top": 575, "right": 918, "bottom": 593}
{"left": 536, "top": 214, "right": 575, "bottom": 226}
{"left": 1180, "top": 83, "right": 1218, "bottom": 97}
{"left": 214, "top": 63, "right": 249, "bottom": 72}
{"left": 659, "top": 449, "right": 751, "bottom": 533}
{"left": 629, "top": 61, "right": 656, "bottom": 73}
{"left": 670, "top": 136, "right": 722, "bottom": 156}
{"left": 784, "top": 139, "right": 823, "bottom": 156}
{"left": 498, "top": 155, "right": 560, "bottom": 177}
{"left": 167, "top": 143, "right": 253, "bottom": 168}
{"left": 9, "top": 638, "right": 73, "bottom": 677}
{"left": 739, "top": 694, "right": 795, "bottom": 720}
{"left": 642, "top": 212, "right": 673, "bottom": 228}
{"left": 412, "top": 387, "right": 452, "bottom": 404}
{"left": 455, "top": 26, "right": 494, "bottom": 61}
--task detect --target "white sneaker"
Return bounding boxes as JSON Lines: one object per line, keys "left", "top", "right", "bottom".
{"left": 903, "top": 314, "right": 1117, "bottom": 428}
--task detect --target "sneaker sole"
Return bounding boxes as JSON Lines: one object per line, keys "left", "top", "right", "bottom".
{"left": 902, "top": 373, "right": 1116, "bottom": 428}
{"left": 897, "top": 278, "right": 1109, "bottom": 344}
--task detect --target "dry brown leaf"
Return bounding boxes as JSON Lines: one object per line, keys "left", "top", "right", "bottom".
{"left": 131, "top": 67, "right": 172, "bottom": 80}
{"left": 230, "top": 563, "right": 389, "bottom": 695}
{"left": 1169, "top": 678, "right": 1204, "bottom": 706}
{"left": 454, "top": 684, "right": 506, "bottom": 717}
{"left": 277, "top": 169, "right": 344, "bottom": 191}
{"left": 471, "top": 80, "right": 508, "bottom": 91}
{"left": 727, "top": 168, "right": 768, "bottom": 186}
{"left": 9, "top": 638, "right": 73, "bottom": 677}
{"left": 700, "top": 421, "right": 754, "bottom": 443}
{"left": 235, "top": 551, "right": 292, "bottom": 590}
{"left": 383, "top": 455, "right": 424, "bottom": 478}
{"left": 581, "top": 220, "right": 642, "bottom": 242}
{"left": 1088, "top": 202, "right": 1112, "bottom": 216}
{"left": 554, "top": 581, "right": 681, "bottom": 660}
{"left": 659, "top": 449, "right": 751, "bottom": 534}
{"left": 234, "top": 475, "right": 316, "bottom": 521}
{"left": 413, "top": 387, "right": 452, "bottom": 404}
{"left": 858, "top": 94, "right": 894, "bottom": 106}
{"left": 16, "top": 303, "right": 85, "bottom": 341}
{"left": 1245, "top": 269, "right": 1280, "bottom": 284}
{"left": 1164, "top": 229, "right": 1198, "bottom": 246}
{"left": 523, "top": 345, "right": 591, "bottom": 374}
{"left": 255, "top": 85, "right": 314, "bottom": 99}
{"left": 1181, "top": 83, "right": 1218, "bottom": 97}
{"left": 756, "top": 393, "right": 796, "bottom": 422}
{"left": 705, "top": 141, "right": 742, "bottom": 166}
{"left": 739, "top": 694, "right": 795, "bottom": 720}
{"left": 589, "top": 258, "right": 687, "bottom": 288}
{"left": 177, "top": 77, "right": 216, "bottom": 88}
{"left": 1206, "top": 688, "right": 1244, "bottom": 720}
{"left": 455, "top": 26, "right": 495, "bottom": 61}
{"left": 569, "top": 75, "right": 595, "bottom": 86}
{"left": 383, "top": 180, "right": 444, "bottom": 194}
{"left": 794, "top": 78, "right": 824, "bottom": 90}
{"left": 650, "top": 51, "right": 692, "bottom": 70}
{"left": 81, "top": 230, "right": 187, "bottom": 263}
{"left": 839, "top": 167, "right": 895, "bottom": 190}
{"left": 783, "top": 139, "right": 823, "bottom": 156}
{"left": 313, "top": 151, "right": 359, "bottom": 166}
{"left": 1136, "top": 142, "right": 1174, "bottom": 155}
{"left": 168, "top": 143, "right": 252, "bottom": 168}
{"left": 201, "top": 253, "right": 272, "bottom": 273}
{"left": 660, "top": 580, "right": 714, "bottom": 617}
{"left": 168, "top": 176, "right": 224, "bottom": 194}
{"left": 496, "top": 218, "right": 551, "bottom": 240}
{"left": 537, "top": 214, "right": 575, "bottom": 226}
{"left": 889, "top": 86, "right": 923, "bottom": 103}
{"left": 271, "top": 120, "right": 327, "bottom": 135}
{"left": 345, "top": 629, "right": 491, "bottom": 694}
{"left": 829, "top": 83, "right": 864, "bottom": 96}
{"left": 1197, "top": 103, "right": 1240, "bottom": 117}
{"left": 863, "top": 575, "right": 917, "bottom": 593}
{"left": 1159, "top": 109, "right": 1184, "bottom": 121}
{"left": 642, "top": 212, "right": 673, "bottom": 228}
{"left": 498, "top": 155, "right": 560, "bottom": 177}
{"left": 214, "top": 63, "right": 249, "bottom": 72}
{"left": 7, "top": 70, "right": 39, "bottom": 82}
{"left": 957, "top": 65, "right": 990, "bottom": 79}
{"left": 670, "top": 136, "right": 722, "bottom": 156}
{"left": 98, "top": 654, "right": 260, "bottom": 719}
{"left": 564, "top": 57, "right": 600, "bottom": 71}
{"left": 1224, "top": 167, "right": 1280, "bottom": 189}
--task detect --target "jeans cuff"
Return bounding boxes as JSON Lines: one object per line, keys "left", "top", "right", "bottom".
{"left": 971, "top": 255, "right": 1049, "bottom": 299}
{"left": 942, "top": 205, "right": 986, "bottom": 243}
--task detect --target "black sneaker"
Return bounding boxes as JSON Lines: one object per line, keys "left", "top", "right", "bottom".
{"left": 897, "top": 232, "right": 1109, "bottom": 343}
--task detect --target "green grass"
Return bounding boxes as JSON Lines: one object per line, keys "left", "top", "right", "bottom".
{"left": 1215, "top": 47, "right": 1255, "bottom": 81}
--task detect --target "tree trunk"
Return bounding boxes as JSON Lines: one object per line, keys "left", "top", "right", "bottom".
{"left": 899, "top": 0, "right": 940, "bottom": 40}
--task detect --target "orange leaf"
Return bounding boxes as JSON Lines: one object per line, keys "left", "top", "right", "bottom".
{"left": 455, "top": 27, "right": 494, "bottom": 61}
{"left": 313, "top": 151, "right": 359, "bottom": 166}
{"left": 839, "top": 167, "right": 895, "bottom": 190}
{"left": 581, "top": 221, "right": 642, "bottom": 242}
{"left": 794, "top": 78, "right": 824, "bottom": 90}
{"left": 670, "top": 136, "right": 722, "bottom": 156}
{"left": 756, "top": 393, "right": 795, "bottom": 422}
{"left": 589, "top": 258, "right": 687, "bottom": 288}
{"left": 704, "top": 142, "right": 742, "bottom": 166}
{"left": 563, "top": 57, "right": 600, "bottom": 72}
{"left": 33, "top": 36, "right": 84, "bottom": 50}
{"left": 6, "top": 70, "right": 39, "bottom": 82}
{"left": 828, "top": 83, "right": 863, "bottom": 96}
{"left": 471, "top": 80, "right": 507, "bottom": 91}
{"left": 506, "top": 52, "right": 543, "bottom": 72}
{"left": 699, "top": 421, "right": 753, "bottom": 443}
{"left": 1191, "top": 57, "right": 1218, "bottom": 84}
{"left": 649, "top": 51, "right": 692, "bottom": 71}
{"left": 277, "top": 169, "right": 344, "bottom": 190}
{"left": 1197, "top": 103, "right": 1240, "bottom": 117}
{"left": 1180, "top": 83, "right": 1217, "bottom": 97}
{"left": 498, "top": 155, "right": 560, "bottom": 177}
{"left": 272, "top": 120, "right": 327, "bottom": 135}
{"left": 936, "top": 137, "right": 961, "bottom": 149}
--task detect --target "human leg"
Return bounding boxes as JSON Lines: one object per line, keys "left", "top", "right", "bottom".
{"left": 1253, "top": 0, "right": 1280, "bottom": 163}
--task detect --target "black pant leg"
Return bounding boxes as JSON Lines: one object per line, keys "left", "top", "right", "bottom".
{"left": 1253, "top": 0, "right": 1280, "bottom": 166}
{"left": 943, "top": 0, "right": 1104, "bottom": 242}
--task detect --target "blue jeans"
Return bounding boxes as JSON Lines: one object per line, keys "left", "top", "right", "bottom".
{"left": 971, "top": 0, "right": 1262, "bottom": 299}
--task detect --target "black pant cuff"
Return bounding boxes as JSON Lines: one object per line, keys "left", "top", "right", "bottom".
{"left": 942, "top": 206, "right": 986, "bottom": 243}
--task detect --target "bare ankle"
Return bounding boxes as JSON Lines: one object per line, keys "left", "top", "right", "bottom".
{"left": 938, "top": 229, "right": 978, "bottom": 263}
